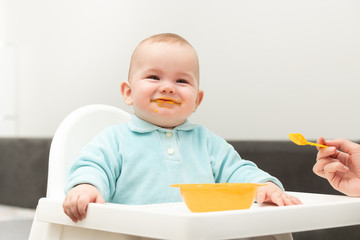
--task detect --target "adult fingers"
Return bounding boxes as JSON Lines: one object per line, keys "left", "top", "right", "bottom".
{"left": 313, "top": 157, "right": 343, "bottom": 176}
{"left": 316, "top": 146, "right": 338, "bottom": 160}
{"left": 323, "top": 161, "right": 349, "bottom": 179}
{"left": 326, "top": 138, "right": 360, "bottom": 155}
{"left": 332, "top": 150, "right": 350, "bottom": 163}
{"left": 313, "top": 158, "right": 331, "bottom": 177}
{"left": 316, "top": 137, "right": 326, "bottom": 151}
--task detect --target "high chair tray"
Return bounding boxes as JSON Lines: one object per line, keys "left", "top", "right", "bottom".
{"left": 36, "top": 192, "right": 360, "bottom": 239}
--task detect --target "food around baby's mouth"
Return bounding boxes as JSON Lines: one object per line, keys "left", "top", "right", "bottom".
{"left": 151, "top": 98, "right": 182, "bottom": 107}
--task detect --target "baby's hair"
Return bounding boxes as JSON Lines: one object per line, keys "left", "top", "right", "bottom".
{"left": 128, "top": 33, "right": 198, "bottom": 81}
{"left": 138, "top": 33, "right": 193, "bottom": 46}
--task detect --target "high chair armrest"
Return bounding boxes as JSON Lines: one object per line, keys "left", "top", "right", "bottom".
{"left": 34, "top": 192, "right": 360, "bottom": 239}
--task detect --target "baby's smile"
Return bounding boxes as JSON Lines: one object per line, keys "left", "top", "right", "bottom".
{"left": 150, "top": 98, "right": 182, "bottom": 108}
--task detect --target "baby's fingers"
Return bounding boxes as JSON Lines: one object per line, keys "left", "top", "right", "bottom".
{"left": 283, "top": 195, "right": 302, "bottom": 206}
{"left": 77, "top": 194, "right": 104, "bottom": 219}
{"left": 270, "top": 192, "right": 285, "bottom": 206}
{"left": 271, "top": 192, "right": 301, "bottom": 206}
{"left": 95, "top": 195, "right": 105, "bottom": 204}
{"left": 78, "top": 196, "right": 91, "bottom": 219}
{"left": 69, "top": 198, "right": 83, "bottom": 222}
{"left": 67, "top": 210, "right": 80, "bottom": 222}
{"left": 256, "top": 191, "right": 266, "bottom": 204}
{"left": 63, "top": 196, "right": 82, "bottom": 222}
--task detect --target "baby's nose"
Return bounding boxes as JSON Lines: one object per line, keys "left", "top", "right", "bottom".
{"left": 160, "top": 83, "right": 175, "bottom": 94}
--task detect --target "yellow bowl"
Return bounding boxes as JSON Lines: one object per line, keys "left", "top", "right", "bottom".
{"left": 171, "top": 183, "right": 263, "bottom": 212}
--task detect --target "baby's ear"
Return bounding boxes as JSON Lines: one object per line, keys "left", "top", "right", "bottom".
{"left": 120, "top": 81, "right": 133, "bottom": 105}
{"left": 194, "top": 90, "right": 204, "bottom": 111}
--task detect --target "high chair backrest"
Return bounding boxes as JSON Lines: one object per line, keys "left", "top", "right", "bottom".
{"left": 46, "top": 104, "right": 131, "bottom": 199}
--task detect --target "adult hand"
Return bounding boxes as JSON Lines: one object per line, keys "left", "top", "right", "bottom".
{"left": 313, "top": 137, "right": 360, "bottom": 196}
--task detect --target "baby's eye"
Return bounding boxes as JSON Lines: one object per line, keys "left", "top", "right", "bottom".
{"left": 177, "top": 79, "right": 188, "bottom": 84}
{"left": 147, "top": 75, "right": 160, "bottom": 80}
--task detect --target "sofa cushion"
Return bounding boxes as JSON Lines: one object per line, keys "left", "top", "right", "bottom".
{"left": 229, "top": 140, "right": 341, "bottom": 195}
{"left": 0, "top": 138, "right": 51, "bottom": 208}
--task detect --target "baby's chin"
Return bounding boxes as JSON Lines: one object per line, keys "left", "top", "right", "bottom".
{"left": 140, "top": 113, "right": 186, "bottom": 129}
{"left": 151, "top": 118, "right": 186, "bottom": 129}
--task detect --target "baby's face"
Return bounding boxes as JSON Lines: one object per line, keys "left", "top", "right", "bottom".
{"left": 123, "top": 41, "right": 203, "bottom": 128}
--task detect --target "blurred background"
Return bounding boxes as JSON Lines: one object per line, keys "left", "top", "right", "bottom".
{"left": 1, "top": 0, "right": 359, "bottom": 140}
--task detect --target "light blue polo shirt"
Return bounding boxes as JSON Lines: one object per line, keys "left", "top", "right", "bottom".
{"left": 65, "top": 114, "right": 283, "bottom": 204}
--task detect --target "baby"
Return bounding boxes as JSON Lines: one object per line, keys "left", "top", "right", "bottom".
{"left": 63, "top": 33, "right": 301, "bottom": 222}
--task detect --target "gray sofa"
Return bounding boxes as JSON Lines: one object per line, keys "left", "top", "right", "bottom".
{"left": 1, "top": 138, "right": 359, "bottom": 239}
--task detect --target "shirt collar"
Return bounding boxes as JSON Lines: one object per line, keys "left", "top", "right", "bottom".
{"left": 128, "top": 114, "right": 198, "bottom": 133}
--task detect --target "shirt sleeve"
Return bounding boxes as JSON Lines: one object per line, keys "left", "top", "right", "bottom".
{"left": 64, "top": 127, "right": 122, "bottom": 201}
{"left": 207, "top": 131, "right": 284, "bottom": 190}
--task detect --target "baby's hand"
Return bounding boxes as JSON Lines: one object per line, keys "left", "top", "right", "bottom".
{"left": 62, "top": 184, "right": 105, "bottom": 222}
{"left": 256, "top": 182, "right": 302, "bottom": 206}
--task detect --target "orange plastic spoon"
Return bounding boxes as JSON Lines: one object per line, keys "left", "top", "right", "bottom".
{"left": 289, "top": 133, "right": 327, "bottom": 148}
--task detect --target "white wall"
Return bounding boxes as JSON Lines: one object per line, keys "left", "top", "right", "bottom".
{"left": 3, "top": 0, "right": 360, "bottom": 140}
{"left": 0, "top": 42, "right": 17, "bottom": 136}
{"left": 1, "top": 0, "right": 17, "bottom": 136}
{"left": 0, "top": 0, "right": 3, "bottom": 40}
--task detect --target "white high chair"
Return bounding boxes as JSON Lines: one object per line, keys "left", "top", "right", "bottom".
{"left": 46, "top": 104, "right": 132, "bottom": 200}
{"left": 29, "top": 104, "right": 360, "bottom": 240}
{"left": 29, "top": 104, "right": 131, "bottom": 239}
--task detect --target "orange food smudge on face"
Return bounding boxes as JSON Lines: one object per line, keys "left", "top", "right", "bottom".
{"left": 150, "top": 98, "right": 182, "bottom": 108}
{"left": 149, "top": 106, "right": 159, "bottom": 113}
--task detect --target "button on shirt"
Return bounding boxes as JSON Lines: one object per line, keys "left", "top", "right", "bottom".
{"left": 159, "top": 130, "right": 180, "bottom": 161}
{"left": 65, "top": 114, "right": 283, "bottom": 205}
{"left": 167, "top": 148, "right": 175, "bottom": 155}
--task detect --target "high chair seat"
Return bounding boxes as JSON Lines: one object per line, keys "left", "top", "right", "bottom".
{"left": 28, "top": 104, "right": 360, "bottom": 240}
{"left": 46, "top": 104, "right": 132, "bottom": 199}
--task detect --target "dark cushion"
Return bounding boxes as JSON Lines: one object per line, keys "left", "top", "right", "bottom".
{"left": 0, "top": 138, "right": 51, "bottom": 208}
{"left": 228, "top": 140, "right": 341, "bottom": 195}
